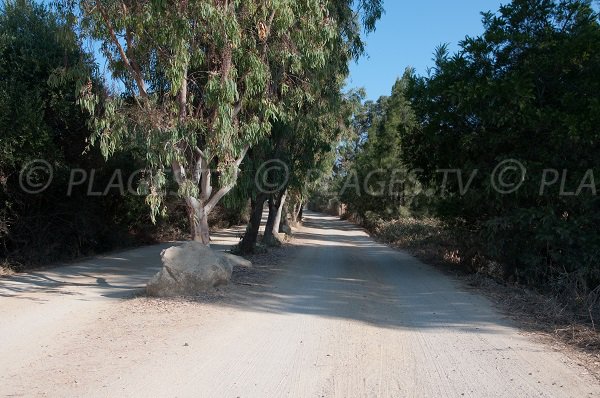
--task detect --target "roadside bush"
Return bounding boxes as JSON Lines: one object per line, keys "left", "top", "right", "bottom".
{"left": 337, "top": 0, "right": 600, "bottom": 321}
{"left": 0, "top": 1, "right": 178, "bottom": 270}
{"left": 402, "top": 0, "right": 600, "bottom": 294}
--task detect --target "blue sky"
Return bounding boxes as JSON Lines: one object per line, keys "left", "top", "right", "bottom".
{"left": 57, "top": 0, "right": 598, "bottom": 98}
{"left": 347, "top": 1, "right": 508, "bottom": 101}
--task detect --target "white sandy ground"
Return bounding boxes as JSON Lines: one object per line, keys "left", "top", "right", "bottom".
{"left": 1, "top": 211, "right": 599, "bottom": 398}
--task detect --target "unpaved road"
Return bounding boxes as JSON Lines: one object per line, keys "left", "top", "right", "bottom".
{"left": 1, "top": 212, "right": 598, "bottom": 397}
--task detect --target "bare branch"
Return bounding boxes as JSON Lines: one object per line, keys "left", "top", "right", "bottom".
{"left": 193, "top": 149, "right": 213, "bottom": 201}
{"left": 95, "top": 1, "right": 148, "bottom": 98}
{"left": 205, "top": 145, "right": 249, "bottom": 214}
{"left": 233, "top": 100, "right": 243, "bottom": 118}
{"left": 179, "top": 66, "right": 188, "bottom": 123}
{"left": 172, "top": 160, "right": 185, "bottom": 185}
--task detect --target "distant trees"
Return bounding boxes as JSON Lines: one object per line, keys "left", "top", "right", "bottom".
{"left": 337, "top": 0, "right": 600, "bottom": 294}
{"left": 338, "top": 71, "right": 421, "bottom": 218}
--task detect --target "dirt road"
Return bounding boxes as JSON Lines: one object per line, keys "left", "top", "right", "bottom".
{"left": 1, "top": 212, "right": 598, "bottom": 397}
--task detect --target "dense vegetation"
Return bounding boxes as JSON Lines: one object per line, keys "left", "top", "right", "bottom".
{"left": 0, "top": 0, "right": 161, "bottom": 268}
{"left": 327, "top": 0, "right": 600, "bottom": 312}
{"left": 0, "top": 0, "right": 382, "bottom": 267}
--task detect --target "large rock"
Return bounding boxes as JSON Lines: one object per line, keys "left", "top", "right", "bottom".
{"left": 146, "top": 242, "right": 251, "bottom": 297}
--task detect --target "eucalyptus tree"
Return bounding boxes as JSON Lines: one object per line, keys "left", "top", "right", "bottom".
{"left": 235, "top": 112, "right": 333, "bottom": 253}
{"left": 281, "top": 89, "right": 357, "bottom": 222}
{"left": 235, "top": 0, "right": 381, "bottom": 253}
{"left": 69, "top": 0, "right": 383, "bottom": 245}
{"left": 252, "top": 88, "right": 355, "bottom": 250}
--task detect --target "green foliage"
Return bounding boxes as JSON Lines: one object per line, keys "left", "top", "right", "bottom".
{"left": 337, "top": 71, "right": 428, "bottom": 219}
{"left": 337, "top": 0, "right": 600, "bottom": 297}
{"left": 404, "top": 0, "right": 600, "bottom": 288}
{"left": 0, "top": 0, "right": 160, "bottom": 268}
{"left": 63, "top": 0, "right": 383, "bottom": 225}
{"left": 0, "top": 0, "right": 87, "bottom": 172}
{"left": 229, "top": 1, "right": 384, "bottom": 251}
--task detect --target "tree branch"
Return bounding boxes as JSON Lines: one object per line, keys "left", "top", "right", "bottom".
{"left": 233, "top": 100, "right": 243, "bottom": 118}
{"left": 194, "top": 149, "right": 213, "bottom": 201}
{"left": 95, "top": 1, "right": 148, "bottom": 98}
{"left": 204, "top": 145, "right": 249, "bottom": 214}
{"left": 172, "top": 160, "right": 185, "bottom": 185}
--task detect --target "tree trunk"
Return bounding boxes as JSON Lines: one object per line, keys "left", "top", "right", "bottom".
{"left": 279, "top": 198, "right": 292, "bottom": 233}
{"left": 238, "top": 193, "right": 267, "bottom": 253}
{"left": 290, "top": 201, "right": 299, "bottom": 224}
{"left": 187, "top": 197, "right": 210, "bottom": 245}
{"left": 262, "top": 195, "right": 280, "bottom": 246}
{"left": 173, "top": 144, "right": 249, "bottom": 247}
{"left": 273, "top": 190, "right": 287, "bottom": 233}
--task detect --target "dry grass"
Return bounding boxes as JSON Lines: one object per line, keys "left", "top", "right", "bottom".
{"left": 465, "top": 273, "right": 600, "bottom": 379}
{"left": 467, "top": 274, "right": 600, "bottom": 349}
{"left": 0, "top": 261, "right": 14, "bottom": 276}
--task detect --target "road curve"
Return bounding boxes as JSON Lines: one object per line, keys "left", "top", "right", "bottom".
{"left": 1, "top": 212, "right": 598, "bottom": 397}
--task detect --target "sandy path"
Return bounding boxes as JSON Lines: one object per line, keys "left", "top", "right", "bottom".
{"left": 1, "top": 212, "right": 598, "bottom": 397}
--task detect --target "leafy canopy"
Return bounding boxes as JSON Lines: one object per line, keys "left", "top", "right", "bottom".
{"left": 66, "top": 0, "right": 383, "bottom": 221}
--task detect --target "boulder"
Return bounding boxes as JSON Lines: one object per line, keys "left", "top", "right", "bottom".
{"left": 146, "top": 241, "right": 251, "bottom": 297}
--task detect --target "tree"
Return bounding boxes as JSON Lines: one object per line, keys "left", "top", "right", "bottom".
{"left": 335, "top": 0, "right": 600, "bottom": 295}
{"left": 404, "top": 0, "right": 599, "bottom": 277}
{"left": 237, "top": 43, "right": 375, "bottom": 253}
{"left": 236, "top": 108, "right": 343, "bottom": 253}
{"left": 0, "top": 0, "right": 90, "bottom": 174}
{"left": 1, "top": 0, "right": 151, "bottom": 267}
{"left": 336, "top": 71, "right": 420, "bottom": 219}
{"left": 68, "top": 0, "right": 384, "bottom": 245}
{"left": 398, "top": 0, "right": 599, "bottom": 288}
{"left": 260, "top": 93, "right": 349, "bottom": 246}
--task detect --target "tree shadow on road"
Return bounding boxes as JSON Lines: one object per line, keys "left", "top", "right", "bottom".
{"left": 201, "top": 212, "right": 515, "bottom": 333}
{"left": 0, "top": 212, "right": 514, "bottom": 335}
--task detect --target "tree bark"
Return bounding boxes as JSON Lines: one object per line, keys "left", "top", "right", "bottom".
{"left": 273, "top": 190, "right": 287, "bottom": 233}
{"left": 263, "top": 190, "right": 287, "bottom": 244}
{"left": 290, "top": 201, "right": 299, "bottom": 224}
{"left": 187, "top": 197, "right": 210, "bottom": 245}
{"left": 262, "top": 196, "right": 278, "bottom": 245}
{"left": 279, "top": 197, "right": 291, "bottom": 233}
{"left": 238, "top": 193, "right": 267, "bottom": 253}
